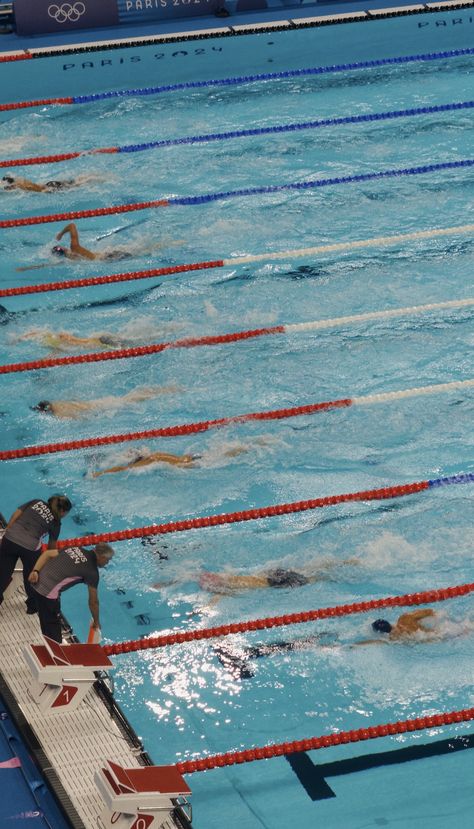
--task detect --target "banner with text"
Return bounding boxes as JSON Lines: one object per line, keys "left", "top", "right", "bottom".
{"left": 116, "top": 0, "right": 220, "bottom": 23}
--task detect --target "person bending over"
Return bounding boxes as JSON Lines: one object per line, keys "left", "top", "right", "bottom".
{"left": 31, "top": 386, "right": 180, "bottom": 419}
{"left": 28, "top": 542, "right": 114, "bottom": 643}
{"left": 0, "top": 495, "right": 71, "bottom": 614}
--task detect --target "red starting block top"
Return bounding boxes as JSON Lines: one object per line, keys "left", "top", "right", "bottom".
{"left": 31, "top": 640, "right": 112, "bottom": 669}
{"left": 106, "top": 761, "right": 191, "bottom": 796}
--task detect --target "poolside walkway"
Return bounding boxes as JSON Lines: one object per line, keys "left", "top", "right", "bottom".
{"left": 0, "top": 576, "right": 180, "bottom": 829}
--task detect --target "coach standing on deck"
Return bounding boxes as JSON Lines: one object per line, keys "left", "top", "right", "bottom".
{"left": 0, "top": 495, "right": 72, "bottom": 614}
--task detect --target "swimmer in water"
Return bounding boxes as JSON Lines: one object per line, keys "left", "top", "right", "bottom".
{"left": 52, "top": 222, "right": 137, "bottom": 262}
{"left": 90, "top": 438, "right": 273, "bottom": 478}
{"left": 31, "top": 386, "right": 180, "bottom": 419}
{"left": 91, "top": 450, "right": 200, "bottom": 476}
{"left": 17, "top": 328, "right": 132, "bottom": 352}
{"left": 2, "top": 174, "right": 101, "bottom": 193}
{"left": 15, "top": 222, "right": 185, "bottom": 272}
{"left": 153, "top": 558, "right": 359, "bottom": 604}
{"left": 357, "top": 609, "right": 442, "bottom": 644}
{"left": 214, "top": 634, "right": 335, "bottom": 680}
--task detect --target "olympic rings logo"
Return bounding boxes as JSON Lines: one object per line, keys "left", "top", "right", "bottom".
{"left": 48, "top": 3, "right": 86, "bottom": 24}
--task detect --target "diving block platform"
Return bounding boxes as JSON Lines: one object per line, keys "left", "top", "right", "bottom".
{"left": 23, "top": 635, "right": 113, "bottom": 713}
{"left": 95, "top": 760, "right": 192, "bottom": 829}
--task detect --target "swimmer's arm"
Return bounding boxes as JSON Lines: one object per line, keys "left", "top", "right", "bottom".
{"left": 409, "top": 609, "right": 435, "bottom": 620}
{"left": 56, "top": 222, "right": 94, "bottom": 258}
{"left": 91, "top": 463, "right": 132, "bottom": 477}
{"left": 56, "top": 222, "right": 76, "bottom": 242}
{"left": 27, "top": 548, "right": 59, "bottom": 583}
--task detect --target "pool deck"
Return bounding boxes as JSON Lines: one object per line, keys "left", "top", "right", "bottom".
{"left": 0, "top": 0, "right": 473, "bottom": 55}
{"left": 0, "top": 576, "right": 190, "bottom": 829}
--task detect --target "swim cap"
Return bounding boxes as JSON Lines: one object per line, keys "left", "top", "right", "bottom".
{"left": 2, "top": 176, "right": 14, "bottom": 184}
{"left": 31, "top": 400, "right": 52, "bottom": 413}
{"left": 52, "top": 245, "right": 67, "bottom": 257}
{"left": 372, "top": 619, "right": 393, "bottom": 634}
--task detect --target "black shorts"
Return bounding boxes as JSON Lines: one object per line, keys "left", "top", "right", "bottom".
{"left": 266, "top": 569, "right": 309, "bottom": 588}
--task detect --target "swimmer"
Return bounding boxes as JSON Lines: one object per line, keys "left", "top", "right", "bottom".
{"left": 357, "top": 609, "right": 441, "bottom": 644}
{"left": 31, "top": 386, "right": 180, "bottom": 419}
{"left": 214, "top": 635, "right": 333, "bottom": 679}
{"left": 2, "top": 174, "right": 98, "bottom": 193}
{"left": 18, "top": 328, "right": 131, "bottom": 352}
{"left": 90, "top": 438, "right": 273, "bottom": 477}
{"left": 198, "top": 559, "right": 359, "bottom": 597}
{"left": 16, "top": 222, "right": 185, "bottom": 272}
{"left": 91, "top": 451, "right": 199, "bottom": 476}
{"left": 52, "top": 222, "right": 136, "bottom": 262}
{"left": 51, "top": 222, "right": 183, "bottom": 263}
{"left": 153, "top": 558, "right": 359, "bottom": 605}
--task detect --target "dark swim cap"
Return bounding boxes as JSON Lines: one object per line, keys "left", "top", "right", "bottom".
{"left": 2, "top": 176, "right": 15, "bottom": 184}
{"left": 31, "top": 401, "right": 53, "bottom": 413}
{"left": 372, "top": 619, "right": 393, "bottom": 634}
{"left": 52, "top": 245, "right": 67, "bottom": 257}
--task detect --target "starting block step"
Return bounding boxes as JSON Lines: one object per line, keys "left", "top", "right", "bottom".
{"left": 24, "top": 635, "right": 113, "bottom": 713}
{"left": 96, "top": 760, "right": 192, "bottom": 829}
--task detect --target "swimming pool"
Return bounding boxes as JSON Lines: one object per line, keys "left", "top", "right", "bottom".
{"left": 1, "top": 9, "right": 473, "bottom": 829}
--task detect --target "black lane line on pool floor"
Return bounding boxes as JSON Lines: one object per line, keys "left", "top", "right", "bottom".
{"left": 286, "top": 733, "right": 474, "bottom": 800}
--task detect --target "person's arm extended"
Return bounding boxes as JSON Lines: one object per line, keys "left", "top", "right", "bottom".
{"left": 88, "top": 585, "right": 100, "bottom": 628}
{"left": 92, "top": 463, "right": 130, "bottom": 477}
{"left": 28, "top": 548, "right": 58, "bottom": 583}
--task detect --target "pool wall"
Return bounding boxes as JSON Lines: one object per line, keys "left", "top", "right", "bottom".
{"left": 1, "top": 3, "right": 474, "bottom": 102}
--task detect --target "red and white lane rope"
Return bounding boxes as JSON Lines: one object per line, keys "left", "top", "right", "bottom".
{"left": 1, "top": 378, "right": 472, "bottom": 461}
{"left": 103, "top": 580, "right": 474, "bottom": 656}
{"left": 1, "top": 298, "right": 472, "bottom": 376}
{"left": 55, "top": 473, "right": 473, "bottom": 549}
{"left": 2, "top": 223, "right": 473, "bottom": 298}
{"left": 175, "top": 706, "right": 474, "bottom": 773}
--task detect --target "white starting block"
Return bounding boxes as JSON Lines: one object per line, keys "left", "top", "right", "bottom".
{"left": 23, "top": 635, "right": 113, "bottom": 713}
{"left": 95, "top": 759, "right": 192, "bottom": 829}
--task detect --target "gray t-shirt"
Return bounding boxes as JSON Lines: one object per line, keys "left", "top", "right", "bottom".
{"left": 4, "top": 500, "right": 61, "bottom": 551}
{"left": 34, "top": 546, "right": 99, "bottom": 600}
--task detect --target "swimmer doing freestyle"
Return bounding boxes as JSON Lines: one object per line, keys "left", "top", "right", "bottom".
{"left": 2, "top": 174, "right": 98, "bottom": 193}
{"left": 52, "top": 222, "right": 136, "bottom": 262}
{"left": 31, "top": 386, "right": 180, "bottom": 419}
{"left": 16, "top": 222, "right": 184, "bottom": 272}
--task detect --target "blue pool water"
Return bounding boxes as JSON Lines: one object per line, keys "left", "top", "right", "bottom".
{"left": 1, "top": 35, "right": 474, "bottom": 829}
